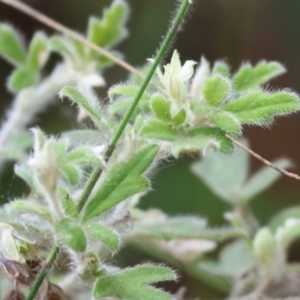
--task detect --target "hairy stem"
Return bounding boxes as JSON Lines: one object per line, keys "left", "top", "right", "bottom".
{"left": 26, "top": 1, "right": 192, "bottom": 298}
{"left": 26, "top": 246, "right": 59, "bottom": 300}
{"left": 0, "top": 64, "right": 74, "bottom": 148}
{"left": 77, "top": 0, "right": 192, "bottom": 212}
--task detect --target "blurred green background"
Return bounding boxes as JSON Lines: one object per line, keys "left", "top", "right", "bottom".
{"left": 1, "top": 0, "right": 300, "bottom": 298}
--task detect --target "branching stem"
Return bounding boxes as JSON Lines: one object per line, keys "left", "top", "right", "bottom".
{"left": 77, "top": 0, "right": 191, "bottom": 211}
{"left": 25, "top": 1, "right": 192, "bottom": 299}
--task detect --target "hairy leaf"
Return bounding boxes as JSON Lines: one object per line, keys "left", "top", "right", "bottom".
{"left": 0, "top": 24, "right": 26, "bottom": 66}
{"left": 14, "top": 164, "right": 34, "bottom": 188}
{"left": 56, "top": 218, "right": 86, "bottom": 252}
{"left": 83, "top": 145, "right": 159, "bottom": 221}
{"left": 58, "top": 188, "right": 79, "bottom": 218}
{"left": 188, "top": 127, "right": 233, "bottom": 153}
{"left": 140, "top": 120, "right": 178, "bottom": 141}
{"left": 8, "top": 67, "right": 37, "bottom": 92}
{"left": 203, "top": 75, "right": 231, "bottom": 107}
{"left": 84, "top": 223, "right": 119, "bottom": 252}
{"left": 59, "top": 164, "right": 80, "bottom": 185}
{"left": 61, "top": 130, "right": 104, "bottom": 148}
{"left": 31, "top": 128, "right": 46, "bottom": 153}
{"left": 60, "top": 86, "right": 102, "bottom": 127}
{"left": 7, "top": 200, "right": 52, "bottom": 222}
{"left": 212, "top": 61, "right": 230, "bottom": 76}
{"left": 233, "top": 61, "right": 286, "bottom": 92}
{"left": 93, "top": 264, "right": 175, "bottom": 300}
{"left": 172, "top": 108, "right": 186, "bottom": 125}
{"left": 48, "top": 36, "right": 79, "bottom": 65}
{"left": 27, "top": 32, "right": 48, "bottom": 70}
{"left": 64, "top": 148, "right": 100, "bottom": 165}
{"left": 109, "top": 84, "right": 150, "bottom": 101}
{"left": 52, "top": 140, "right": 67, "bottom": 161}
{"left": 150, "top": 94, "right": 172, "bottom": 122}
{"left": 209, "top": 111, "right": 241, "bottom": 135}
{"left": 223, "top": 91, "right": 300, "bottom": 125}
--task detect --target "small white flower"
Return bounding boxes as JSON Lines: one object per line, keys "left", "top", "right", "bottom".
{"left": 154, "top": 50, "right": 196, "bottom": 103}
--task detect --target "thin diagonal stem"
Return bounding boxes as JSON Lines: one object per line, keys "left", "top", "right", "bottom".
{"left": 26, "top": 1, "right": 192, "bottom": 299}
{"left": 26, "top": 246, "right": 59, "bottom": 300}
{"left": 77, "top": 0, "right": 191, "bottom": 212}
{"left": 226, "top": 134, "right": 300, "bottom": 181}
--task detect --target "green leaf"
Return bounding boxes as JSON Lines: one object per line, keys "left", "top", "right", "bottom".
{"left": 276, "top": 219, "right": 300, "bottom": 248}
{"left": 253, "top": 227, "right": 276, "bottom": 273}
{"left": 93, "top": 264, "right": 175, "bottom": 300}
{"left": 58, "top": 188, "right": 79, "bottom": 218}
{"left": 223, "top": 91, "right": 300, "bottom": 125}
{"left": 191, "top": 142, "right": 248, "bottom": 204}
{"left": 212, "top": 61, "right": 230, "bottom": 76}
{"left": 188, "top": 127, "right": 233, "bottom": 153}
{"left": 83, "top": 145, "right": 159, "bottom": 221}
{"left": 7, "top": 200, "right": 52, "bottom": 222}
{"left": 199, "top": 240, "right": 253, "bottom": 277}
{"left": 61, "top": 130, "right": 103, "bottom": 148}
{"left": 136, "top": 216, "right": 207, "bottom": 241}
{"left": 0, "top": 225, "right": 22, "bottom": 262}
{"left": 172, "top": 136, "right": 214, "bottom": 158}
{"left": 88, "top": 0, "right": 128, "bottom": 48}
{"left": 48, "top": 36, "right": 79, "bottom": 64}
{"left": 27, "top": 32, "right": 48, "bottom": 70}
{"left": 193, "top": 227, "right": 247, "bottom": 241}
{"left": 239, "top": 158, "right": 292, "bottom": 203}
{"left": 171, "top": 128, "right": 233, "bottom": 157}
{"left": 233, "top": 61, "right": 286, "bottom": 92}
{"left": 31, "top": 127, "right": 47, "bottom": 153}
{"left": 8, "top": 67, "right": 38, "bottom": 92}
{"left": 140, "top": 120, "right": 178, "bottom": 141}
{"left": 209, "top": 111, "right": 241, "bottom": 135}
{"left": 84, "top": 223, "right": 119, "bottom": 252}
{"left": 60, "top": 86, "right": 102, "bottom": 127}
{"left": 14, "top": 164, "right": 34, "bottom": 188}
{"left": 59, "top": 164, "right": 80, "bottom": 185}
{"left": 203, "top": 75, "right": 231, "bottom": 107}
{"left": 109, "top": 84, "right": 150, "bottom": 101}
{"left": 0, "top": 131, "right": 33, "bottom": 162}
{"left": 0, "top": 24, "right": 26, "bottom": 66}
{"left": 172, "top": 108, "right": 186, "bottom": 125}
{"left": 269, "top": 206, "right": 300, "bottom": 233}
{"left": 53, "top": 140, "right": 67, "bottom": 161}
{"left": 55, "top": 218, "right": 86, "bottom": 252}
{"left": 150, "top": 94, "right": 172, "bottom": 122}
{"left": 64, "top": 148, "right": 100, "bottom": 165}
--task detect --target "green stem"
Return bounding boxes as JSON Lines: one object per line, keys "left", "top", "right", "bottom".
{"left": 77, "top": 0, "right": 191, "bottom": 211}
{"left": 27, "top": 0, "right": 191, "bottom": 298}
{"left": 26, "top": 246, "right": 59, "bottom": 300}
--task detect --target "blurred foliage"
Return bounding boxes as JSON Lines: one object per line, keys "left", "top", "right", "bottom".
{"left": 1, "top": 0, "right": 300, "bottom": 298}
